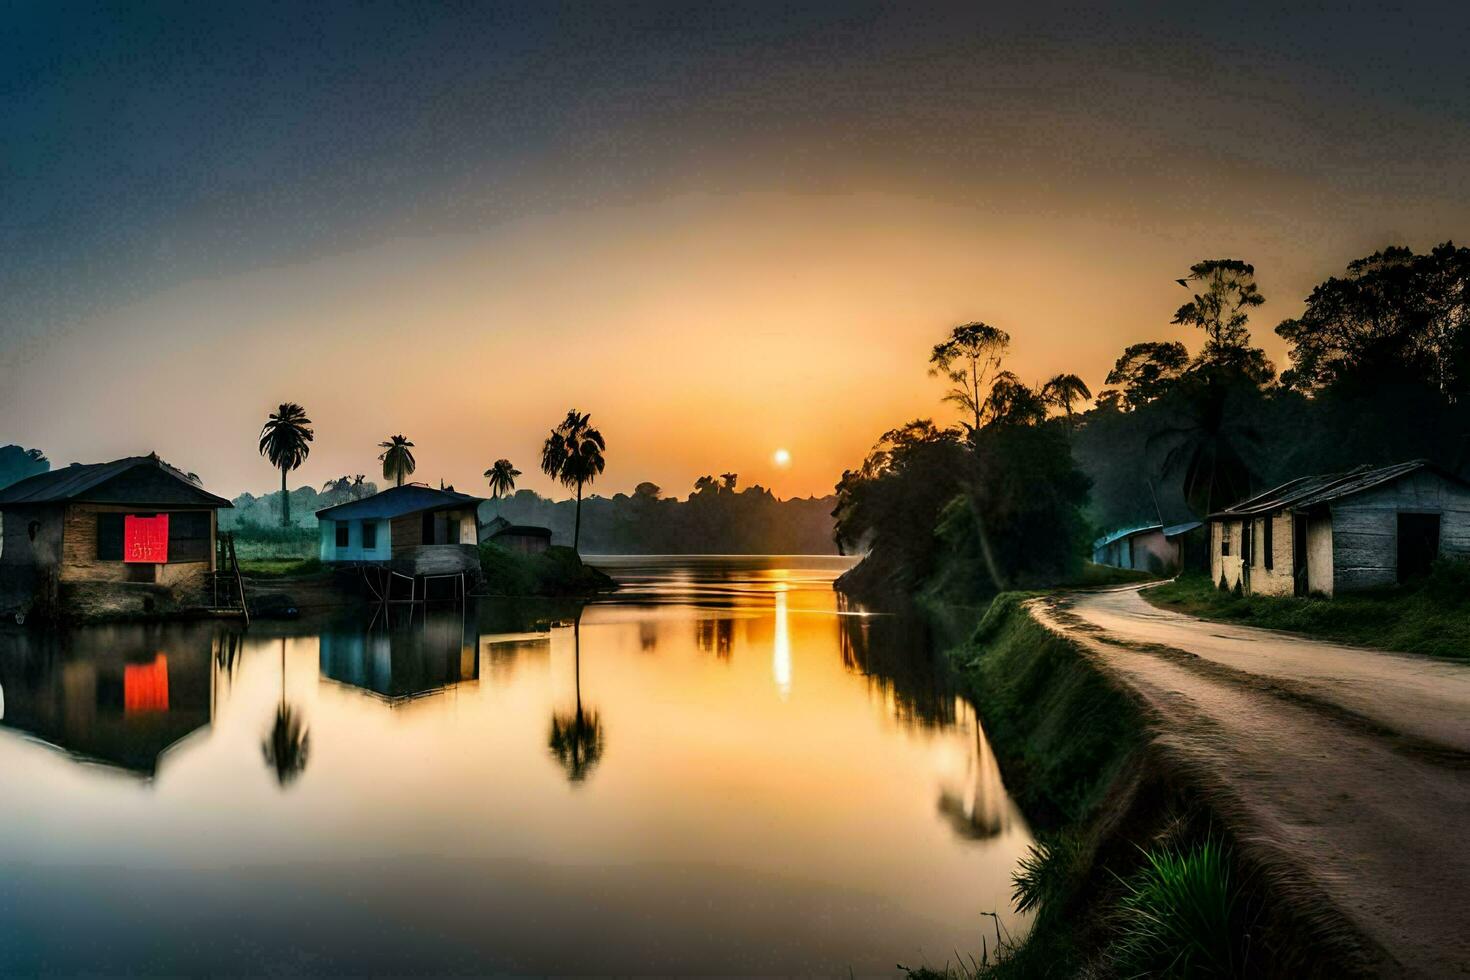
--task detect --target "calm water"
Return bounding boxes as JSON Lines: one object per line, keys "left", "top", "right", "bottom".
{"left": 0, "top": 556, "right": 1032, "bottom": 975}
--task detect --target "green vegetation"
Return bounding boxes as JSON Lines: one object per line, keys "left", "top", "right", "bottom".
{"left": 478, "top": 543, "right": 615, "bottom": 597}
{"left": 1145, "top": 563, "right": 1470, "bottom": 660}
{"left": 239, "top": 556, "right": 323, "bottom": 578}
{"left": 905, "top": 596, "right": 1314, "bottom": 979}
{"left": 228, "top": 522, "right": 318, "bottom": 561}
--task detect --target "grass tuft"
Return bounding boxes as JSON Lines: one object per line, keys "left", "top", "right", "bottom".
{"left": 1109, "top": 837, "right": 1244, "bottom": 979}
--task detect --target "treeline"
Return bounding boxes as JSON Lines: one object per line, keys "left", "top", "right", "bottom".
{"left": 837, "top": 243, "right": 1470, "bottom": 602}
{"left": 0, "top": 445, "right": 49, "bottom": 491}
{"left": 487, "top": 478, "right": 838, "bottom": 554}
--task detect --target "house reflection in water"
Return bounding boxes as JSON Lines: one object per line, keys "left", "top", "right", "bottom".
{"left": 0, "top": 626, "right": 214, "bottom": 777}
{"left": 319, "top": 607, "right": 479, "bottom": 703}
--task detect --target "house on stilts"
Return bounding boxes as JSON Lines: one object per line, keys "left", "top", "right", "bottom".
{"left": 1209, "top": 459, "right": 1470, "bottom": 597}
{"left": 317, "top": 484, "right": 484, "bottom": 598}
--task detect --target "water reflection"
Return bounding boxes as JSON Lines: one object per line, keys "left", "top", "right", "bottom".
{"left": 0, "top": 626, "right": 213, "bottom": 777}
{"left": 0, "top": 557, "right": 1033, "bottom": 975}
{"left": 548, "top": 614, "right": 605, "bottom": 783}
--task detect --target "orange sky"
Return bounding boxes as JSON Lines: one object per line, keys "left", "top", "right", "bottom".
{"left": 5, "top": 5, "right": 1470, "bottom": 500}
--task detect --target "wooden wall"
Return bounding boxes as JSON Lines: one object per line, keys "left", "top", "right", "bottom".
{"left": 1331, "top": 470, "right": 1470, "bottom": 592}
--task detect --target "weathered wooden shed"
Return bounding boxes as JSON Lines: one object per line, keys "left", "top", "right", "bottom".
{"left": 316, "top": 484, "right": 483, "bottom": 576}
{"left": 0, "top": 454, "right": 232, "bottom": 618}
{"left": 479, "top": 515, "right": 553, "bottom": 555}
{"left": 1209, "top": 460, "right": 1470, "bottom": 597}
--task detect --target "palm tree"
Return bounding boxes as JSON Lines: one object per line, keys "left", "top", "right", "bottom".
{"left": 540, "top": 410, "right": 606, "bottom": 552}
{"left": 378, "top": 435, "right": 416, "bottom": 487}
{"left": 262, "top": 639, "right": 310, "bottom": 787}
{"left": 258, "top": 403, "right": 314, "bottom": 527}
{"left": 547, "top": 614, "right": 604, "bottom": 783}
{"left": 1041, "top": 373, "right": 1093, "bottom": 426}
{"left": 484, "top": 458, "right": 521, "bottom": 510}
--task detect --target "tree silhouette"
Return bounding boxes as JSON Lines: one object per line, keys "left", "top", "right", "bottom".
{"left": 261, "top": 639, "right": 310, "bottom": 787}
{"left": 1040, "top": 373, "right": 1093, "bottom": 424}
{"left": 258, "top": 403, "right": 314, "bottom": 526}
{"left": 1173, "top": 259, "right": 1273, "bottom": 382}
{"left": 539, "top": 410, "right": 606, "bottom": 552}
{"left": 693, "top": 474, "right": 718, "bottom": 494}
{"left": 378, "top": 435, "right": 416, "bottom": 487}
{"left": 719, "top": 472, "right": 738, "bottom": 492}
{"left": 929, "top": 321, "right": 1011, "bottom": 434}
{"left": 547, "top": 615, "right": 603, "bottom": 783}
{"left": 1102, "top": 341, "right": 1190, "bottom": 410}
{"left": 484, "top": 458, "right": 521, "bottom": 509}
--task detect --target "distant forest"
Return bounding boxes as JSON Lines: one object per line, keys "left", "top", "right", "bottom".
{"left": 221, "top": 476, "right": 839, "bottom": 555}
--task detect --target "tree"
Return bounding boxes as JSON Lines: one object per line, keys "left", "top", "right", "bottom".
{"left": 929, "top": 321, "right": 1011, "bottom": 434}
{"left": 262, "top": 640, "right": 309, "bottom": 788}
{"left": 985, "top": 372, "right": 1048, "bottom": 427}
{"left": 720, "top": 472, "right": 738, "bottom": 492}
{"left": 484, "top": 458, "right": 521, "bottom": 506}
{"left": 0, "top": 445, "right": 49, "bottom": 491}
{"left": 1145, "top": 376, "right": 1262, "bottom": 517}
{"left": 1102, "top": 341, "right": 1190, "bottom": 410}
{"left": 633, "top": 481, "right": 661, "bottom": 499}
{"left": 1040, "top": 373, "right": 1093, "bottom": 422}
{"left": 378, "top": 435, "right": 416, "bottom": 487}
{"left": 547, "top": 614, "right": 603, "bottom": 783}
{"left": 1276, "top": 242, "right": 1470, "bottom": 397}
{"left": 692, "top": 475, "right": 718, "bottom": 494}
{"left": 258, "top": 403, "right": 314, "bottom": 526}
{"left": 1172, "top": 259, "right": 1274, "bottom": 382}
{"left": 539, "top": 409, "right": 606, "bottom": 552}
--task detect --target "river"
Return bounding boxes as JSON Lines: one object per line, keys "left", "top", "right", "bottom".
{"left": 0, "top": 555, "right": 1032, "bottom": 974}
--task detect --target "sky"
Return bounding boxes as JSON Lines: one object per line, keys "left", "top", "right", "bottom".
{"left": 3, "top": 2, "right": 1470, "bottom": 499}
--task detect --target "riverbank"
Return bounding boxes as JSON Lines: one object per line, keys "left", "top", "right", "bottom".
{"left": 1144, "top": 564, "right": 1470, "bottom": 661}
{"left": 921, "top": 592, "right": 1371, "bottom": 977}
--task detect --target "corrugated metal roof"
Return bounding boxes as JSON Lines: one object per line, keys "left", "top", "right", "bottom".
{"left": 316, "top": 484, "right": 484, "bottom": 521}
{"left": 1092, "top": 523, "right": 1161, "bottom": 550}
{"left": 0, "top": 455, "right": 231, "bottom": 508}
{"left": 1161, "top": 520, "right": 1203, "bottom": 538}
{"left": 1208, "top": 460, "right": 1468, "bottom": 518}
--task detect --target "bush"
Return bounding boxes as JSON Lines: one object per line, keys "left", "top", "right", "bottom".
{"left": 1110, "top": 838, "right": 1244, "bottom": 978}
{"left": 478, "top": 544, "right": 616, "bottom": 596}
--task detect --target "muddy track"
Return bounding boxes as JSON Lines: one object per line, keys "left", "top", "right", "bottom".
{"left": 1029, "top": 586, "right": 1470, "bottom": 979}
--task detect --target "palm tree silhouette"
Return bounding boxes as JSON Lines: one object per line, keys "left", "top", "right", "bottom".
{"left": 548, "top": 613, "right": 603, "bottom": 783}
{"left": 1041, "top": 373, "right": 1093, "bottom": 427}
{"left": 484, "top": 458, "right": 521, "bottom": 512}
{"left": 539, "top": 410, "right": 606, "bottom": 553}
{"left": 258, "top": 403, "right": 314, "bottom": 526}
{"left": 262, "top": 639, "right": 310, "bottom": 787}
{"left": 378, "top": 435, "right": 417, "bottom": 487}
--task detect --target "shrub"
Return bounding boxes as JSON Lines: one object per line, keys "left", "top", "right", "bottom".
{"left": 1109, "top": 838, "right": 1243, "bottom": 978}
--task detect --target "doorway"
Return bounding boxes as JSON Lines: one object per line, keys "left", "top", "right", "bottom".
{"left": 1396, "top": 513, "right": 1440, "bottom": 582}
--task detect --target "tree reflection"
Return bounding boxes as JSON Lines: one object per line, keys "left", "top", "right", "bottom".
{"left": 262, "top": 638, "right": 310, "bottom": 787}
{"left": 548, "top": 614, "right": 604, "bottom": 783}
{"left": 837, "top": 595, "right": 957, "bottom": 729}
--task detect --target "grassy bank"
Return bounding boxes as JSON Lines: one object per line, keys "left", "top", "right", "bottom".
{"left": 478, "top": 543, "right": 616, "bottom": 597}
{"left": 920, "top": 594, "right": 1347, "bottom": 978}
{"left": 1144, "top": 562, "right": 1470, "bottom": 660}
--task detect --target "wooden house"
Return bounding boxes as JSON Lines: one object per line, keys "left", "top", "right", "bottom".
{"left": 0, "top": 454, "right": 232, "bottom": 617}
{"left": 480, "top": 515, "right": 553, "bottom": 555}
{"left": 317, "top": 484, "right": 484, "bottom": 576}
{"left": 1209, "top": 460, "right": 1470, "bottom": 597}
{"left": 1092, "top": 520, "right": 1202, "bottom": 575}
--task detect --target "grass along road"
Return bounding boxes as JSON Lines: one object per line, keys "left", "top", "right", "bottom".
{"left": 1029, "top": 585, "right": 1470, "bottom": 977}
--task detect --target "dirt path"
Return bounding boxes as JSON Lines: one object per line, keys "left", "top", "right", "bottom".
{"left": 1030, "top": 586, "right": 1470, "bottom": 979}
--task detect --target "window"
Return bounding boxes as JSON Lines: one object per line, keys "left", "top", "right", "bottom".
{"left": 1240, "top": 520, "right": 1252, "bottom": 565}
{"left": 1263, "top": 514, "right": 1274, "bottom": 570}
{"left": 362, "top": 520, "right": 378, "bottom": 550}
{"left": 335, "top": 522, "right": 350, "bottom": 549}
{"left": 168, "top": 511, "right": 211, "bottom": 562}
{"left": 1220, "top": 523, "right": 1231, "bottom": 557}
{"left": 98, "top": 513, "right": 125, "bottom": 560}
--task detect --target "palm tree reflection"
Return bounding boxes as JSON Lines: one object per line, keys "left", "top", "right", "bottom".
{"left": 262, "top": 638, "right": 310, "bottom": 787}
{"left": 548, "top": 613, "right": 604, "bottom": 783}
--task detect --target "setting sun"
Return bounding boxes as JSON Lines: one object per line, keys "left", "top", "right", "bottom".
{"left": 773, "top": 448, "right": 792, "bottom": 467}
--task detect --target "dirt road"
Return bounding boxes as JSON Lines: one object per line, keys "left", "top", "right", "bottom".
{"left": 1029, "top": 585, "right": 1470, "bottom": 978}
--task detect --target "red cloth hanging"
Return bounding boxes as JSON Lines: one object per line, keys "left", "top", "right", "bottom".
{"left": 124, "top": 513, "right": 169, "bottom": 563}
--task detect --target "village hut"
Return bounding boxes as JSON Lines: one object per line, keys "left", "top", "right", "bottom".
{"left": 479, "top": 515, "right": 553, "bottom": 555}
{"left": 1092, "top": 520, "right": 1202, "bottom": 575}
{"left": 1209, "top": 459, "right": 1470, "bottom": 597}
{"left": 0, "top": 454, "right": 232, "bottom": 618}
{"left": 316, "top": 484, "right": 483, "bottom": 577}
